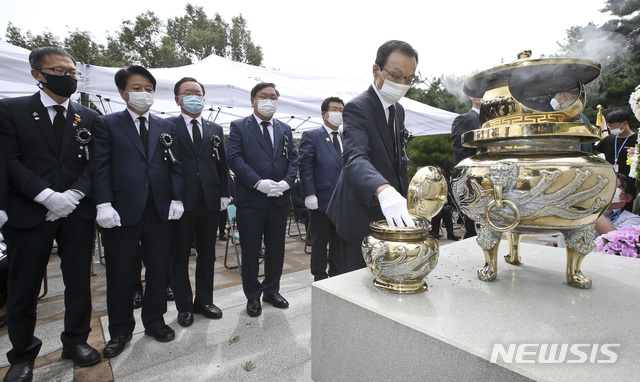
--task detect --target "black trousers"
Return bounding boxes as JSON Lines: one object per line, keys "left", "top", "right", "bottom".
{"left": 236, "top": 203, "right": 288, "bottom": 299}
{"left": 4, "top": 213, "right": 94, "bottom": 364}
{"left": 170, "top": 189, "right": 219, "bottom": 312}
{"left": 102, "top": 195, "right": 173, "bottom": 338}
{"left": 309, "top": 210, "right": 343, "bottom": 281}
{"left": 340, "top": 236, "right": 367, "bottom": 273}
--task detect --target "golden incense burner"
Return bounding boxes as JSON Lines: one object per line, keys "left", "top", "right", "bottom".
{"left": 361, "top": 166, "right": 446, "bottom": 293}
{"left": 451, "top": 52, "right": 616, "bottom": 288}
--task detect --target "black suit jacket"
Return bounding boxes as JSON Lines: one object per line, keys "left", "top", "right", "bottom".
{"left": 326, "top": 85, "right": 408, "bottom": 244}
{"left": 168, "top": 116, "right": 229, "bottom": 212}
{"left": 0, "top": 93, "right": 97, "bottom": 228}
{"left": 91, "top": 110, "right": 183, "bottom": 226}
{"left": 226, "top": 115, "right": 298, "bottom": 209}
{"left": 451, "top": 109, "right": 479, "bottom": 164}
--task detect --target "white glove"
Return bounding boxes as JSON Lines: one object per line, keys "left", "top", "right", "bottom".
{"left": 378, "top": 187, "right": 415, "bottom": 227}
{"left": 45, "top": 210, "right": 62, "bottom": 222}
{"left": 276, "top": 180, "right": 290, "bottom": 192}
{"left": 257, "top": 179, "right": 283, "bottom": 197}
{"left": 220, "top": 197, "right": 231, "bottom": 211}
{"left": 41, "top": 191, "right": 79, "bottom": 217}
{"left": 96, "top": 203, "right": 121, "bottom": 229}
{"left": 168, "top": 200, "right": 184, "bottom": 220}
{"left": 305, "top": 195, "right": 319, "bottom": 210}
{"left": 0, "top": 210, "right": 7, "bottom": 228}
{"left": 63, "top": 189, "right": 84, "bottom": 203}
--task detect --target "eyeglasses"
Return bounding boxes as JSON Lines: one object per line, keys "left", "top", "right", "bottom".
{"left": 39, "top": 66, "right": 80, "bottom": 78}
{"left": 607, "top": 122, "right": 621, "bottom": 129}
{"left": 179, "top": 91, "right": 204, "bottom": 97}
{"left": 380, "top": 66, "right": 415, "bottom": 85}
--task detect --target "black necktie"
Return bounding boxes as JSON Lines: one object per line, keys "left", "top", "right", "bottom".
{"left": 388, "top": 105, "right": 396, "bottom": 159}
{"left": 331, "top": 131, "right": 342, "bottom": 157}
{"left": 261, "top": 121, "right": 273, "bottom": 155}
{"left": 52, "top": 105, "right": 65, "bottom": 149}
{"left": 191, "top": 119, "right": 202, "bottom": 153}
{"left": 139, "top": 116, "right": 148, "bottom": 154}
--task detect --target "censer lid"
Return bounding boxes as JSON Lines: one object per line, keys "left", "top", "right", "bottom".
{"left": 406, "top": 166, "right": 447, "bottom": 220}
{"left": 463, "top": 52, "right": 601, "bottom": 99}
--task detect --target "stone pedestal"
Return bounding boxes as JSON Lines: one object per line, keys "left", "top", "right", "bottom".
{"left": 311, "top": 239, "right": 640, "bottom": 381}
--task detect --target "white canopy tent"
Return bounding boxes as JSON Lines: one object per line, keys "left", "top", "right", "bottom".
{"left": 0, "top": 40, "right": 458, "bottom": 137}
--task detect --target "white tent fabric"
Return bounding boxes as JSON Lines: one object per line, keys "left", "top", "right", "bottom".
{"left": 0, "top": 40, "right": 458, "bottom": 137}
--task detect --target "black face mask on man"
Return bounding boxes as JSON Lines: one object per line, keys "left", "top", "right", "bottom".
{"left": 39, "top": 72, "right": 78, "bottom": 98}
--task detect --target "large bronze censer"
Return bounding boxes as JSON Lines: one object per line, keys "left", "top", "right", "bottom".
{"left": 451, "top": 51, "right": 616, "bottom": 289}
{"left": 362, "top": 166, "right": 447, "bottom": 293}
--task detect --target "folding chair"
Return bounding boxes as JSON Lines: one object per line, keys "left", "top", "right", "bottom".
{"left": 287, "top": 197, "right": 305, "bottom": 240}
{"left": 224, "top": 204, "right": 241, "bottom": 271}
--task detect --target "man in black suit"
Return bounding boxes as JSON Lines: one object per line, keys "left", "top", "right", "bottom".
{"left": 326, "top": 40, "right": 418, "bottom": 272}
{"left": 450, "top": 96, "right": 481, "bottom": 238}
{"left": 227, "top": 83, "right": 298, "bottom": 317}
{"left": 168, "top": 77, "right": 230, "bottom": 327}
{"left": 0, "top": 47, "right": 101, "bottom": 381}
{"left": 91, "top": 65, "right": 184, "bottom": 359}
{"left": 298, "top": 97, "right": 345, "bottom": 280}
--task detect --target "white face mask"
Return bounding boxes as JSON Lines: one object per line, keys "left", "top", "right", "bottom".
{"left": 550, "top": 98, "right": 561, "bottom": 111}
{"left": 609, "top": 128, "right": 623, "bottom": 136}
{"left": 256, "top": 99, "right": 277, "bottom": 118}
{"left": 611, "top": 187, "right": 622, "bottom": 203}
{"left": 127, "top": 91, "right": 154, "bottom": 112}
{"left": 326, "top": 111, "right": 343, "bottom": 127}
{"left": 378, "top": 76, "right": 411, "bottom": 104}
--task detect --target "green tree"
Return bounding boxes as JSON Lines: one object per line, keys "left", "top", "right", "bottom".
{"left": 167, "top": 4, "right": 229, "bottom": 61}
{"left": 229, "top": 15, "right": 263, "bottom": 66}
{"left": 406, "top": 134, "right": 454, "bottom": 180}
{"left": 407, "top": 76, "right": 467, "bottom": 114}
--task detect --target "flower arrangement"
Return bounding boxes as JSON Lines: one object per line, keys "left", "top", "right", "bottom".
{"left": 629, "top": 84, "right": 640, "bottom": 122}
{"left": 627, "top": 86, "right": 640, "bottom": 179}
{"left": 594, "top": 225, "right": 640, "bottom": 258}
{"left": 627, "top": 146, "right": 639, "bottom": 179}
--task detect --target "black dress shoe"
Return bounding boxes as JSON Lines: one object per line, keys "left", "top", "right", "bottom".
{"left": 177, "top": 312, "right": 194, "bottom": 327}
{"left": 166, "top": 286, "right": 175, "bottom": 301}
{"left": 218, "top": 234, "right": 227, "bottom": 241}
{"left": 144, "top": 324, "right": 175, "bottom": 342}
{"left": 103, "top": 334, "right": 132, "bottom": 358}
{"left": 262, "top": 293, "right": 289, "bottom": 309}
{"left": 447, "top": 233, "right": 462, "bottom": 241}
{"left": 4, "top": 360, "right": 34, "bottom": 382}
{"left": 133, "top": 290, "right": 143, "bottom": 309}
{"left": 193, "top": 303, "right": 222, "bottom": 319}
{"left": 246, "top": 298, "right": 262, "bottom": 317}
{"left": 61, "top": 343, "right": 101, "bottom": 367}
{"left": 429, "top": 231, "right": 443, "bottom": 239}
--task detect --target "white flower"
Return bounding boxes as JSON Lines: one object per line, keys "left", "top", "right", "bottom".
{"left": 629, "top": 84, "right": 640, "bottom": 122}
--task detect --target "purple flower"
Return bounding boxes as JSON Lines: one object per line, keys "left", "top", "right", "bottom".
{"left": 593, "top": 225, "right": 640, "bottom": 257}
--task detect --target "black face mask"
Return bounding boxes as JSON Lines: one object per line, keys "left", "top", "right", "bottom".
{"left": 40, "top": 72, "right": 78, "bottom": 98}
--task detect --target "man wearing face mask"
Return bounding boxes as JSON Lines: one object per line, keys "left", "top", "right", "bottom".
{"left": 0, "top": 47, "right": 101, "bottom": 381}
{"left": 167, "top": 77, "right": 230, "bottom": 327}
{"left": 595, "top": 173, "right": 640, "bottom": 234}
{"left": 326, "top": 40, "right": 418, "bottom": 272}
{"left": 298, "top": 97, "right": 345, "bottom": 281}
{"left": 549, "top": 88, "right": 593, "bottom": 153}
{"left": 91, "top": 65, "right": 184, "bottom": 358}
{"left": 227, "top": 82, "right": 298, "bottom": 317}
{"left": 595, "top": 109, "right": 638, "bottom": 177}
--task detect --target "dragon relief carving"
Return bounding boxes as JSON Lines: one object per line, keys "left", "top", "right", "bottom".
{"left": 452, "top": 163, "right": 609, "bottom": 227}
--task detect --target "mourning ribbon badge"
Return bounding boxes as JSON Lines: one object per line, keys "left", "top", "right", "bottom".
{"left": 73, "top": 114, "right": 91, "bottom": 162}
{"left": 211, "top": 134, "right": 221, "bottom": 161}
{"left": 160, "top": 133, "right": 178, "bottom": 164}
{"left": 401, "top": 127, "right": 412, "bottom": 163}
{"left": 283, "top": 135, "right": 289, "bottom": 159}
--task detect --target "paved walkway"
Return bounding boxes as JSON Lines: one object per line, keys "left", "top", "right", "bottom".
{"left": 0, "top": 221, "right": 556, "bottom": 381}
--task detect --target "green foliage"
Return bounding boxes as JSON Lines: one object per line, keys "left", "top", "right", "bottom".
{"left": 243, "top": 361, "right": 256, "bottom": 371}
{"left": 406, "top": 134, "right": 454, "bottom": 180}
{"left": 406, "top": 76, "right": 467, "bottom": 114}
{"left": 3, "top": 3, "right": 263, "bottom": 69}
